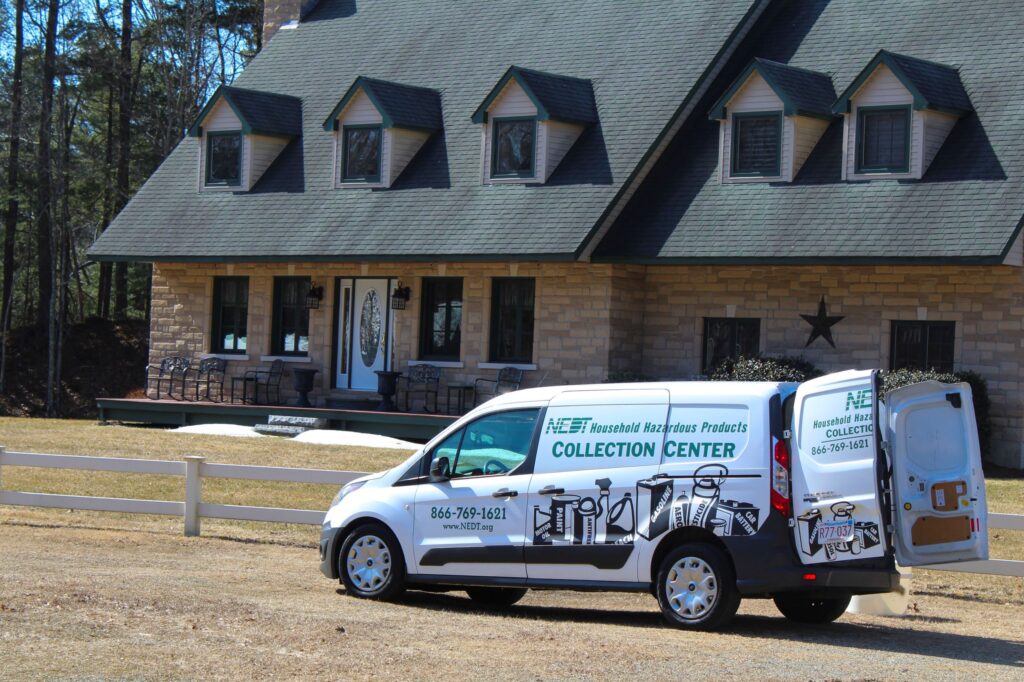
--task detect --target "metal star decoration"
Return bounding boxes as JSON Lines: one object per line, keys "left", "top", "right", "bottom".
{"left": 801, "top": 296, "right": 844, "bottom": 348}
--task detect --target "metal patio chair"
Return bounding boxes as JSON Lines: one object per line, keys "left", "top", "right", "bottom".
{"left": 146, "top": 356, "right": 191, "bottom": 400}
{"left": 190, "top": 357, "right": 227, "bottom": 402}
{"left": 400, "top": 364, "right": 441, "bottom": 413}
{"left": 473, "top": 366, "right": 524, "bottom": 406}
{"left": 234, "top": 358, "right": 285, "bottom": 405}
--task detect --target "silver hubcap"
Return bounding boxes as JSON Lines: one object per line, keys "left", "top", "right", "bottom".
{"left": 665, "top": 556, "right": 718, "bottom": 620}
{"left": 346, "top": 534, "right": 392, "bottom": 593}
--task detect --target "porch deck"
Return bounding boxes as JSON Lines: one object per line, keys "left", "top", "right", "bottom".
{"left": 95, "top": 398, "right": 457, "bottom": 442}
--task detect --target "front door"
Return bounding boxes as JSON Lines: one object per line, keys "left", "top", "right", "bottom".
{"left": 413, "top": 409, "right": 541, "bottom": 579}
{"left": 336, "top": 278, "right": 393, "bottom": 391}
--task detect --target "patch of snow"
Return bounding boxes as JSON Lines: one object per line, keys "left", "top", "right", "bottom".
{"left": 170, "top": 424, "right": 265, "bottom": 438}
{"left": 294, "top": 429, "right": 420, "bottom": 450}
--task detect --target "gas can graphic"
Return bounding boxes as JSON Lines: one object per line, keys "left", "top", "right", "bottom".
{"left": 636, "top": 478, "right": 673, "bottom": 540}
{"left": 797, "top": 508, "right": 822, "bottom": 557}
{"left": 687, "top": 464, "right": 727, "bottom": 530}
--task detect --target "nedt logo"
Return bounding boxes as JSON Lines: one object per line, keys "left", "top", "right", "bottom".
{"left": 845, "top": 389, "right": 872, "bottom": 411}
{"left": 545, "top": 417, "right": 593, "bottom": 435}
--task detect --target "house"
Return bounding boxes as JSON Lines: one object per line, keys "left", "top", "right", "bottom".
{"left": 88, "top": 0, "right": 1024, "bottom": 469}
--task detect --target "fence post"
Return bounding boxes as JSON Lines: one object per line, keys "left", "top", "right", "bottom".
{"left": 0, "top": 445, "right": 5, "bottom": 490}
{"left": 184, "top": 455, "right": 205, "bottom": 537}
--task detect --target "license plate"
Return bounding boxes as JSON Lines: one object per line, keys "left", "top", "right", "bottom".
{"left": 817, "top": 519, "right": 854, "bottom": 545}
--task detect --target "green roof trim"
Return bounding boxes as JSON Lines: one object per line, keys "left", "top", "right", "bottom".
{"left": 709, "top": 58, "right": 836, "bottom": 120}
{"left": 187, "top": 85, "right": 303, "bottom": 138}
{"left": 322, "top": 76, "right": 443, "bottom": 132}
{"left": 832, "top": 50, "right": 972, "bottom": 116}
{"left": 470, "top": 65, "right": 597, "bottom": 124}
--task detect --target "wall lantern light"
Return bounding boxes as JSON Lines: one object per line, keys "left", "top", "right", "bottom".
{"left": 391, "top": 282, "right": 412, "bottom": 310}
{"left": 305, "top": 284, "right": 325, "bottom": 309}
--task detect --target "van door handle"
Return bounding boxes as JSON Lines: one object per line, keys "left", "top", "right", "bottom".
{"left": 538, "top": 486, "right": 564, "bottom": 496}
{"left": 492, "top": 488, "right": 518, "bottom": 498}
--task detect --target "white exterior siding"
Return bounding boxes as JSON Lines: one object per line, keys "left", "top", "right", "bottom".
{"left": 488, "top": 80, "right": 538, "bottom": 118}
{"left": 483, "top": 79, "right": 543, "bottom": 184}
{"left": 921, "top": 109, "right": 959, "bottom": 173}
{"left": 791, "top": 116, "right": 830, "bottom": 177}
{"left": 542, "top": 120, "right": 585, "bottom": 181}
{"left": 337, "top": 89, "right": 384, "bottom": 125}
{"left": 843, "top": 64, "right": 922, "bottom": 181}
{"left": 248, "top": 135, "right": 290, "bottom": 190}
{"left": 203, "top": 99, "right": 241, "bottom": 132}
{"left": 389, "top": 128, "right": 431, "bottom": 185}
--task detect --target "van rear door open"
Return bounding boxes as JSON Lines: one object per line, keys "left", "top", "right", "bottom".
{"left": 885, "top": 380, "right": 988, "bottom": 566}
{"left": 791, "top": 370, "right": 887, "bottom": 565}
{"left": 792, "top": 370, "right": 988, "bottom": 568}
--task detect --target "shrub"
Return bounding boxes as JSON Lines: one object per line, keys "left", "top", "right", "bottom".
{"left": 882, "top": 368, "right": 991, "bottom": 456}
{"left": 604, "top": 371, "right": 653, "bottom": 383}
{"left": 709, "top": 355, "right": 823, "bottom": 383}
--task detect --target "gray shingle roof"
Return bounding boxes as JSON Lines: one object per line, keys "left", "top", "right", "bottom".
{"left": 187, "top": 86, "right": 303, "bottom": 138}
{"left": 323, "top": 77, "right": 443, "bottom": 132}
{"left": 595, "top": 0, "right": 1024, "bottom": 263}
{"left": 470, "top": 66, "right": 597, "bottom": 124}
{"left": 709, "top": 58, "right": 835, "bottom": 120}
{"left": 833, "top": 50, "right": 972, "bottom": 115}
{"left": 89, "top": 0, "right": 759, "bottom": 262}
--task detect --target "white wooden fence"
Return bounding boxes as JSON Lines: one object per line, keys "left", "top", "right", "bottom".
{"left": 0, "top": 447, "right": 362, "bottom": 536}
{"left": 0, "top": 447, "right": 1021, "bottom": 577}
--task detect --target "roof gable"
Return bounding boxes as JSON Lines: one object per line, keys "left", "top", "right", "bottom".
{"left": 322, "top": 77, "right": 443, "bottom": 132}
{"left": 471, "top": 66, "right": 598, "bottom": 124}
{"left": 709, "top": 58, "right": 836, "bottom": 120}
{"left": 832, "top": 50, "right": 972, "bottom": 116}
{"left": 187, "top": 85, "right": 303, "bottom": 137}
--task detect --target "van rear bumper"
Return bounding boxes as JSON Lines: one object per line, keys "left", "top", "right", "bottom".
{"left": 726, "top": 512, "right": 899, "bottom": 597}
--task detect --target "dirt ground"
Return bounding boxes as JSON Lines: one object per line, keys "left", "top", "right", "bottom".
{"left": 0, "top": 512, "right": 1021, "bottom": 681}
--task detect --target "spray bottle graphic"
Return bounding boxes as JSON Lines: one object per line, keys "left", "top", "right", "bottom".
{"left": 688, "top": 464, "right": 728, "bottom": 530}
{"left": 830, "top": 501, "right": 856, "bottom": 553}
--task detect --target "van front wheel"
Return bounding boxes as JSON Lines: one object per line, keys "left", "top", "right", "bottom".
{"left": 773, "top": 594, "right": 850, "bottom": 624}
{"left": 655, "top": 543, "right": 740, "bottom": 630}
{"left": 339, "top": 523, "right": 406, "bottom": 601}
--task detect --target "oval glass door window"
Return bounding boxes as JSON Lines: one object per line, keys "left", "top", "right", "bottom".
{"left": 359, "top": 289, "right": 382, "bottom": 367}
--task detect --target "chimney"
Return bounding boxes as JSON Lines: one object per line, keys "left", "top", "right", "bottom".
{"left": 263, "top": 1, "right": 318, "bottom": 46}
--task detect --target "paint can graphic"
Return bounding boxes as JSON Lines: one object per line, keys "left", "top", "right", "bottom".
{"left": 710, "top": 518, "right": 727, "bottom": 536}
{"left": 532, "top": 506, "right": 552, "bottom": 545}
{"left": 797, "top": 508, "right": 822, "bottom": 557}
{"left": 605, "top": 492, "right": 634, "bottom": 544}
{"left": 550, "top": 495, "right": 581, "bottom": 544}
{"left": 574, "top": 497, "right": 599, "bottom": 545}
{"left": 688, "top": 464, "right": 727, "bottom": 530}
{"left": 636, "top": 478, "right": 673, "bottom": 540}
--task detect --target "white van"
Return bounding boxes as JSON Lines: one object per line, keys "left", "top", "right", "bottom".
{"left": 319, "top": 370, "right": 987, "bottom": 629}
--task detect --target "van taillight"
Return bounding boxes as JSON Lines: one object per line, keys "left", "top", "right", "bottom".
{"left": 771, "top": 438, "right": 791, "bottom": 517}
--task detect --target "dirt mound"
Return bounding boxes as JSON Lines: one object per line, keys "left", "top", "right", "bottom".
{"left": 0, "top": 317, "right": 148, "bottom": 418}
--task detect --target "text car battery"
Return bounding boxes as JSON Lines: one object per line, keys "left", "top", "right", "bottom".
{"left": 636, "top": 478, "right": 673, "bottom": 539}
{"left": 717, "top": 499, "right": 760, "bottom": 536}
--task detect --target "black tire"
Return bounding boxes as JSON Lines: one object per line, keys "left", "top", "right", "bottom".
{"left": 465, "top": 586, "right": 528, "bottom": 608}
{"left": 773, "top": 594, "right": 851, "bottom": 624}
{"left": 338, "top": 523, "right": 406, "bottom": 601}
{"left": 655, "top": 542, "right": 740, "bottom": 631}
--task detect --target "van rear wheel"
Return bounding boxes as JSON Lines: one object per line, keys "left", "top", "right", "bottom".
{"left": 655, "top": 543, "right": 740, "bottom": 630}
{"left": 465, "top": 586, "right": 528, "bottom": 608}
{"left": 773, "top": 594, "right": 850, "bottom": 624}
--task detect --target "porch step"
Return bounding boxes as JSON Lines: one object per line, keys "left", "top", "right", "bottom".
{"left": 253, "top": 414, "right": 328, "bottom": 437}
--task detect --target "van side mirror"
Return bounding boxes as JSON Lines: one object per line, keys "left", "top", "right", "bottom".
{"left": 430, "top": 456, "right": 451, "bottom": 482}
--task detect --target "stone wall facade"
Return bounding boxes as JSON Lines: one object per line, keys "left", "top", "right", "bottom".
{"left": 149, "top": 261, "right": 1024, "bottom": 468}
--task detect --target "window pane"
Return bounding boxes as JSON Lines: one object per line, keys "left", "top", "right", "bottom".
{"left": 733, "top": 115, "right": 779, "bottom": 175}
{"left": 890, "top": 321, "right": 955, "bottom": 371}
{"left": 493, "top": 120, "right": 535, "bottom": 175}
{"left": 273, "top": 277, "right": 310, "bottom": 355}
{"left": 861, "top": 109, "right": 908, "bottom": 170}
{"left": 926, "top": 323, "right": 955, "bottom": 372}
{"left": 344, "top": 127, "right": 381, "bottom": 179}
{"left": 453, "top": 409, "right": 539, "bottom": 477}
{"left": 208, "top": 134, "right": 241, "bottom": 184}
{"left": 490, "top": 278, "right": 535, "bottom": 363}
{"left": 212, "top": 277, "right": 248, "bottom": 353}
{"left": 420, "top": 278, "right": 463, "bottom": 359}
{"left": 703, "top": 318, "right": 760, "bottom": 373}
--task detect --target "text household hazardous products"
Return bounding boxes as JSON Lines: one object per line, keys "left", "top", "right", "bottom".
{"left": 318, "top": 370, "right": 988, "bottom": 631}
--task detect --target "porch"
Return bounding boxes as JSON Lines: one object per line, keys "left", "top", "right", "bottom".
{"left": 95, "top": 398, "right": 457, "bottom": 442}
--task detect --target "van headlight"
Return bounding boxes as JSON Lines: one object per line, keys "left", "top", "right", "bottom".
{"left": 331, "top": 480, "right": 366, "bottom": 507}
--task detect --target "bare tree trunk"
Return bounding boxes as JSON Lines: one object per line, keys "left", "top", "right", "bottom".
{"left": 0, "top": 0, "right": 25, "bottom": 393}
{"left": 113, "top": 0, "right": 133, "bottom": 320}
{"left": 36, "top": 0, "right": 59, "bottom": 331}
{"left": 97, "top": 86, "right": 115, "bottom": 318}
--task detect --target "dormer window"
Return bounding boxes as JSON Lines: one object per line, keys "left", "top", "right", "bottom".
{"left": 342, "top": 125, "right": 383, "bottom": 182}
{"left": 856, "top": 105, "right": 910, "bottom": 173}
{"left": 324, "top": 77, "right": 442, "bottom": 189}
{"left": 709, "top": 59, "right": 835, "bottom": 184}
{"left": 833, "top": 51, "right": 972, "bottom": 181}
{"left": 731, "top": 112, "right": 782, "bottom": 177}
{"left": 492, "top": 118, "right": 536, "bottom": 178}
{"left": 187, "top": 85, "right": 302, "bottom": 192}
{"left": 472, "top": 66, "right": 597, "bottom": 185}
{"left": 205, "top": 132, "right": 242, "bottom": 186}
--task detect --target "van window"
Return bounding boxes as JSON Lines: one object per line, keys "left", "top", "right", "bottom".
{"left": 662, "top": 404, "right": 750, "bottom": 463}
{"left": 443, "top": 409, "right": 539, "bottom": 478}
{"left": 535, "top": 403, "right": 668, "bottom": 474}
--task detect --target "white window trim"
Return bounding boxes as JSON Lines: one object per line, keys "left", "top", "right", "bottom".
{"left": 259, "top": 355, "right": 313, "bottom": 363}
{"left": 408, "top": 360, "right": 464, "bottom": 369}
{"left": 201, "top": 353, "right": 250, "bottom": 361}
{"left": 478, "top": 362, "right": 536, "bottom": 371}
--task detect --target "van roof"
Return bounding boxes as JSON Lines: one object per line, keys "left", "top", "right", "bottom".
{"left": 485, "top": 380, "right": 794, "bottom": 408}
